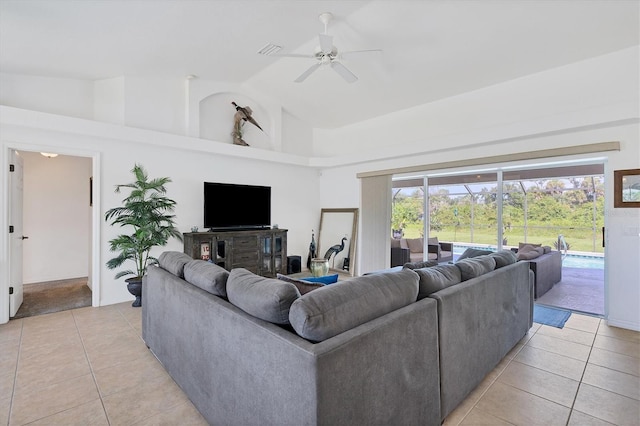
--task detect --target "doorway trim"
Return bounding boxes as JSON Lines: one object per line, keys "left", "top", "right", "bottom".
{"left": 1, "top": 143, "right": 101, "bottom": 323}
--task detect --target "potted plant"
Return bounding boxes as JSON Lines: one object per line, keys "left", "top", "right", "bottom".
{"left": 105, "top": 164, "right": 182, "bottom": 307}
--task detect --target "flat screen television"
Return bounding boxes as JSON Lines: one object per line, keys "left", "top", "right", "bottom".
{"left": 204, "top": 182, "right": 271, "bottom": 230}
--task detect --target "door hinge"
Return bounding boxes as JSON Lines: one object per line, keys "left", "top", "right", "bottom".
{"left": 9, "top": 287, "right": 13, "bottom": 295}
{"left": 9, "top": 225, "right": 14, "bottom": 233}
{"left": 9, "top": 164, "right": 14, "bottom": 172}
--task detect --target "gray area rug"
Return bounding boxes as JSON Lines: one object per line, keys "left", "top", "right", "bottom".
{"left": 535, "top": 267, "right": 604, "bottom": 316}
{"left": 13, "top": 277, "right": 91, "bottom": 319}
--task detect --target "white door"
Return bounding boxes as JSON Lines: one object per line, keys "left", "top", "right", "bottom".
{"left": 9, "top": 150, "right": 24, "bottom": 317}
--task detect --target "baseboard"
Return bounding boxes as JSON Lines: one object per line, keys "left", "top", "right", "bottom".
{"left": 606, "top": 317, "right": 640, "bottom": 332}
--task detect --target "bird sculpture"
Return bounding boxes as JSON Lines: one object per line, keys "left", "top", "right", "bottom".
{"left": 231, "top": 102, "right": 264, "bottom": 132}
{"left": 231, "top": 102, "right": 264, "bottom": 146}
{"left": 306, "top": 230, "right": 317, "bottom": 269}
{"left": 323, "top": 237, "right": 347, "bottom": 266}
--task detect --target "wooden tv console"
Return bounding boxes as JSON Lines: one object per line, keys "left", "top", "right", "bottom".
{"left": 183, "top": 228, "right": 287, "bottom": 278}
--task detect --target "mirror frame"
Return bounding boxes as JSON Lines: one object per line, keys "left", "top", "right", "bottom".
{"left": 614, "top": 169, "right": 640, "bottom": 208}
{"left": 317, "top": 208, "right": 359, "bottom": 276}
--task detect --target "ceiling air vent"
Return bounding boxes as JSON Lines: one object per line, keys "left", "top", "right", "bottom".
{"left": 257, "top": 43, "right": 282, "bottom": 56}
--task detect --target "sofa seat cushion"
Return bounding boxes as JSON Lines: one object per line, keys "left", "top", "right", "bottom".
{"left": 157, "top": 251, "right": 193, "bottom": 278}
{"left": 455, "top": 256, "right": 496, "bottom": 281}
{"left": 184, "top": 259, "right": 229, "bottom": 297}
{"left": 227, "top": 268, "right": 299, "bottom": 325}
{"left": 276, "top": 273, "right": 325, "bottom": 295}
{"left": 289, "top": 269, "right": 419, "bottom": 342}
{"left": 414, "top": 264, "right": 462, "bottom": 299}
{"left": 489, "top": 250, "right": 518, "bottom": 268}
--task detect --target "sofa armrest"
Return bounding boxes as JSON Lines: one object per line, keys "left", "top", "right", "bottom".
{"left": 427, "top": 244, "right": 440, "bottom": 255}
{"left": 439, "top": 241, "right": 453, "bottom": 252}
{"left": 391, "top": 247, "right": 411, "bottom": 267}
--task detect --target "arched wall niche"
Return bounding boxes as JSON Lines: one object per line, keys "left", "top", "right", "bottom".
{"left": 199, "top": 92, "right": 272, "bottom": 150}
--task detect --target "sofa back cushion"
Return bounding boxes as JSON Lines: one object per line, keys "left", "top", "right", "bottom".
{"left": 489, "top": 250, "right": 518, "bottom": 268}
{"left": 402, "top": 260, "right": 438, "bottom": 270}
{"left": 405, "top": 238, "right": 424, "bottom": 253}
{"left": 184, "top": 259, "right": 229, "bottom": 297}
{"left": 157, "top": 251, "right": 193, "bottom": 278}
{"left": 414, "top": 264, "right": 462, "bottom": 298}
{"left": 289, "top": 268, "right": 419, "bottom": 342}
{"left": 455, "top": 256, "right": 496, "bottom": 281}
{"left": 457, "top": 247, "right": 493, "bottom": 261}
{"left": 227, "top": 268, "right": 299, "bottom": 325}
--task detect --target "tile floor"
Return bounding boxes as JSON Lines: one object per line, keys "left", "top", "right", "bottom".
{"left": 1, "top": 304, "right": 638, "bottom": 425}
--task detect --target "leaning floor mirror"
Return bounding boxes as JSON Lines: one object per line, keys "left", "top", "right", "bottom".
{"left": 317, "top": 208, "right": 359, "bottom": 276}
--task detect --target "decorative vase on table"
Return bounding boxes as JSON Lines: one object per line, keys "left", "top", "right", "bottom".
{"left": 125, "top": 277, "right": 143, "bottom": 307}
{"left": 310, "top": 258, "right": 329, "bottom": 277}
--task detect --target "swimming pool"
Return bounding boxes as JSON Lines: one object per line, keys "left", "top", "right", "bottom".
{"left": 452, "top": 245, "right": 604, "bottom": 269}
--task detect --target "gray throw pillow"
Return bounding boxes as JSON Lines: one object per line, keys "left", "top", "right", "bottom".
{"left": 455, "top": 256, "right": 496, "bottom": 281}
{"left": 289, "top": 268, "right": 419, "bottom": 342}
{"left": 184, "top": 259, "right": 229, "bottom": 297}
{"left": 157, "top": 251, "right": 193, "bottom": 278}
{"left": 413, "top": 264, "right": 462, "bottom": 298}
{"left": 276, "top": 273, "right": 325, "bottom": 295}
{"left": 402, "top": 260, "right": 438, "bottom": 270}
{"left": 457, "top": 247, "right": 493, "bottom": 261}
{"left": 227, "top": 268, "right": 299, "bottom": 325}
{"left": 488, "top": 250, "right": 517, "bottom": 268}
{"left": 517, "top": 246, "right": 545, "bottom": 260}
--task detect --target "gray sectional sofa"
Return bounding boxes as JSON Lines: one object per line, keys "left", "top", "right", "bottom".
{"left": 142, "top": 250, "right": 533, "bottom": 425}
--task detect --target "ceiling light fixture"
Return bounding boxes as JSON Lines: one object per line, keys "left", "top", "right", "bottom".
{"left": 40, "top": 152, "right": 58, "bottom": 158}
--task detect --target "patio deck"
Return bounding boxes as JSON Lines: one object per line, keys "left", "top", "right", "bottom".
{"left": 535, "top": 266, "right": 604, "bottom": 316}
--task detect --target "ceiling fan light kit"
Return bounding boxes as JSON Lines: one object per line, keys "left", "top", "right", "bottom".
{"left": 259, "top": 11, "right": 381, "bottom": 84}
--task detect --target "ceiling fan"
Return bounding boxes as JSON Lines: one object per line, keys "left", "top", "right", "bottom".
{"left": 258, "top": 12, "right": 382, "bottom": 83}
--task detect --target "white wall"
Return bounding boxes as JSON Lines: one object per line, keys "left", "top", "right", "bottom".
{"left": 0, "top": 108, "right": 319, "bottom": 313}
{"left": 123, "top": 76, "right": 186, "bottom": 135}
{"left": 21, "top": 151, "right": 92, "bottom": 283}
{"left": 0, "top": 73, "right": 94, "bottom": 119}
{"left": 94, "top": 77, "right": 125, "bottom": 125}
{"left": 313, "top": 46, "right": 639, "bottom": 158}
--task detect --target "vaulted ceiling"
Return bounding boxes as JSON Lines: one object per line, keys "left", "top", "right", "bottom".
{"left": 1, "top": 0, "right": 638, "bottom": 129}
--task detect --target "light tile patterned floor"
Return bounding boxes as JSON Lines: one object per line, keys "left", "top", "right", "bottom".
{"left": 1, "top": 304, "right": 638, "bottom": 425}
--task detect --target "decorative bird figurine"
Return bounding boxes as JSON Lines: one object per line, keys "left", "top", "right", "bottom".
{"left": 324, "top": 237, "right": 347, "bottom": 264}
{"left": 231, "top": 102, "right": 264, "bottom": 132}
{"left": 306, "top": 230, "right": 317, "bottom": 269}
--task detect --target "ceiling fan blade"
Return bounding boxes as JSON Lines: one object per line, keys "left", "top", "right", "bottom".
{"left": 294, "top": 63, "right": 321, "bottom": 83}
{"left": 331, "top": 61, "right": 357, "bottom": 83}
{"left": 340, "top": 49, "right": 383, "bottom": 59}
{"left": 319, "top": 33, "right": 333, "bottom": 54}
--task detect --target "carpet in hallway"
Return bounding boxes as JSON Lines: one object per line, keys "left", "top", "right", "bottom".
{"left": 13, "top": 277, "right": 91, "bottom": 319}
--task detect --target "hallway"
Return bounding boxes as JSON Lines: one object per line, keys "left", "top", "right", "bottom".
{"left": 13, "top": 278, "right": 91, "bottom": 319}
